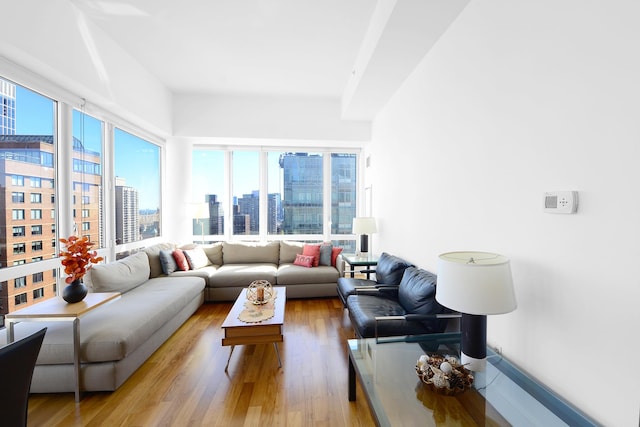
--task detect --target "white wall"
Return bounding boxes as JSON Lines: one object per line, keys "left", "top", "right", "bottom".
{"left": 369, "top": 1, "right": 639, "bottom": 425}
{"left": 173, "top": 93, "right": 370, "bottom": 141}
{"left": 0, "top": 0, "right": 172, "bottom": 136}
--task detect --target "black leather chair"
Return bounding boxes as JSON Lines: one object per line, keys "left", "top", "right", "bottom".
{"left": 346, "top": 267, "right": 455, "bottom": 338}
{"left": 337, "top": 252, "right": 414, "bottom": 307}
{"left": 0, "top": 327, "right": 47, "bottom": 427}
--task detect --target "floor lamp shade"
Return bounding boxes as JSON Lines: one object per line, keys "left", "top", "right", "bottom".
{"left": 352, "top": 217, "right": 377, "bottom": 253}
{"left": 436, "top": 251, "right": 516, "bottom": 371}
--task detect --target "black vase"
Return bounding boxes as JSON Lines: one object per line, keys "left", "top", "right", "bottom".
{"left": 62, "top": 278, "right": 88, "bottom": 303}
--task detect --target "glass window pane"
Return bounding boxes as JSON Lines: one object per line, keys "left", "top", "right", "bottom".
{"left": 114, "top": 128, "right": 161, "bottom": 244}
{"left": 277, "top": 152, "right": 323, "bottom": 235}
{"left": 232, "top": 151, "right": 259, "bottom": 236}
{"left": 73, "top": 110, "right": 104, "bottom": 248}
{"left": 192, "top": 149, "right": 225, "bottom": 238}
{"left": 0, "top": 77, "right": 56, "bottom": 315}
{"left": 331, "top": 153, "right": 357, "bottom": 235}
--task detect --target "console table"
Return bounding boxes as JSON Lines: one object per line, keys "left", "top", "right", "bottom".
{"left": 347, "top": 333, "right": 597, "bottom": 426}
{"left": 5, "top": 292, "right": 120, "bottom": 401}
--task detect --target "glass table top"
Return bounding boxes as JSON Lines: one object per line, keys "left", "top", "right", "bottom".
{"left": 347, "top": 333, "right": 596, "bottom": 427}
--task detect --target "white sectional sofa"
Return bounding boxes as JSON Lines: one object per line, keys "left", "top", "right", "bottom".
{"left": 151, "top": 240, "right": 344, "bottom": 301}
{"left": 11, "top": 251, "right": 206, "bottom": 393}
{"left": 7, "top": 240, "right": 343, "bottom": 393}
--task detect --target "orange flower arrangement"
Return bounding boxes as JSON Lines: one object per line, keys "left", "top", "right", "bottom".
{"left": 59, "top": 236, "right": 103, "bottom": 284}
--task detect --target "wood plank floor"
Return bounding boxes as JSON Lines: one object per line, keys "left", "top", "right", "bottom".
{"left": 26, "top": 297, "right": 375, "bottom": 426}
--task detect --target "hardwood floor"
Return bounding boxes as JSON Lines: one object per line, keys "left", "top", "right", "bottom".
{"left": 26, "top": 297, "right": 375, "bottom": 426}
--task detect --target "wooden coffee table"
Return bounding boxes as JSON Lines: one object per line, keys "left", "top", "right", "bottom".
{"left": 221, "top": 286, "right": 285, "bottom": 372}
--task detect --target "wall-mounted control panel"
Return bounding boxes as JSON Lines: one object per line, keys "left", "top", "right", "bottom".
{"left": 544, "top": 191, "right": 578, "bottom": 214}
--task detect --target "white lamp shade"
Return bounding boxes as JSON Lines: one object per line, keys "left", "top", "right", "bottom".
{"left": 192, "top": 203, "right": 209, "bottom": 219}
{"left": 352, "top": 217, "right": 377, "bottom": 234}
{"left": 436, "top": 251, "right": 517, "bottom": 315}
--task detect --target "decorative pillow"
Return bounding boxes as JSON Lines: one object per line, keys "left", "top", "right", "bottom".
{"left": 319, "top": 243, "right": 333, "bottom": 266}
{"left": 302, "top": 244, "right": 321, "bottom": 267}
{"left": 331, "top": 247, "right": 343, "bottom": 267}
{"left": 172, "top": 249, "right": 190, "bottom": 271}
{"left": 293, "top": 254, "right": 314, "bottom": 268}
{"left": 183, "top": 247, "right": 210, "bottom": 270}
{"left": 89, "top": 252, "right": 150, "bottom": 294}
{"left": 159, "top": 249, "right": 178, "bottom": 275}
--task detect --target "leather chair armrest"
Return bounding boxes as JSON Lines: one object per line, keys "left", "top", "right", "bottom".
{"left": 373, "top": 312, "right": 461, "bottom": 339}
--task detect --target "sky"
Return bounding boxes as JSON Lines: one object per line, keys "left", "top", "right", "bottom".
{"left": 13, "top": 84, "right": 161, "bottom": 210}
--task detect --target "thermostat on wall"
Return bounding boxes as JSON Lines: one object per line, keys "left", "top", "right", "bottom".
{"left": 544, "top": 191, "right": 578, "bottom": 214}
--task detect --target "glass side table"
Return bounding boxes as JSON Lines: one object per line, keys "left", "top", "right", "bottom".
{"left": 347, "top": 333, "right": 597, "bottom": 427}
{"left": 342, "top": 253, "right": 379, "bottom": 279}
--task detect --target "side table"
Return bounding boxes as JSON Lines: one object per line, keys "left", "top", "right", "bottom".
{"left": 342, "top": 253, "right": 379, "bottom": 279}
{"left": 5, "top": 292, "right": 120, "bottom": 401}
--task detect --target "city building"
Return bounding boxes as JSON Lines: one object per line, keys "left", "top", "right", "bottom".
{"left": 114, "top": 177, "right": 139, "bottom": 244}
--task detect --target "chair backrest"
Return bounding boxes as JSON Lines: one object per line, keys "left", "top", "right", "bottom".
{"left": 375, "top": 252, "right": 414, "bottom": 285}
{"left": 0, "top": 327, "right": 47, "bottom": 427}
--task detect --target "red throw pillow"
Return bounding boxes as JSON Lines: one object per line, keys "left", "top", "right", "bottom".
{"left": 172, "top": 249, "right": 190, "bottom": 271}
{"left": 302, "top": 244, "right": 321, "bottom": 267}
{"left": 293, "top": 253, "right": 314, "bottom": 268}
{"left": 331, "top": 247, "right": 343, "bottom": 267}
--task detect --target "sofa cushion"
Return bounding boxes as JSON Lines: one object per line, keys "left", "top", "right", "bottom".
{"left": 184, "top": 247, "right": 210, "bottom": 269}
{"left": 293, "top": 254, "right": 314, "bottom": 268}
{"left": 89, "top": 252, "right": 150, "bottom": 293}
{"left": 346, "top": 293, "right": 443, "bottom": 338}
{"left": 143, "top": 242, "right": 176, "bottom": 278}
{"left": 279, "top": 241, "right": 303, "bottom": 264}
{"left": 332, "top": 247, "right": 343, "bottom": 267}
{"left": 202, "top": 242, "right": 223, "bottom": 265}
{"left": 397, "top": 267, "right": 440, "bottom": 313}
{"left": 159, "top": 249, "right": 178, "bottom": 275}
{"left": 375, "top": 252, "right": 414, "bottom": 285}
{"left": 277, "top": 264, "right": 340, "bottom": 285}
{"left": 208, "top": 263, "right": 278, "bottom": 287}
{"left": 302, "top": 244, "right": 321, "bottom": 267}
{"left": 223, "top": 241, "right": 280, "bottom": 264}
{"left": 173, "top": 249, "right": 190, "bottom": 271}
{"left": 319, "top": 243, "right": 333, "bottom": 266}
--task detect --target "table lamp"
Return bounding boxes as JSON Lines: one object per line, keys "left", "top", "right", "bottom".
{"left": 436, "top": 251, "right": 516, "bottom": 371}
{"left": 352, "top": 217, "right": 377, "bottom": 254}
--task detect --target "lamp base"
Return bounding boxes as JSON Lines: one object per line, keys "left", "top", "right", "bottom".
{"left": 461, "top": 352, "right": 487, "bottom": 372}
{"left": 461, "top": 313, "right": 487, "bottom": 372}
{"left": 359, "top": 234, "right": 369, "bottom": 253}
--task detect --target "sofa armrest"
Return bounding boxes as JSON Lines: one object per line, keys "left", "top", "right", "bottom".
{"left": 373, "top": 312, "right": 461, "bottom": 339}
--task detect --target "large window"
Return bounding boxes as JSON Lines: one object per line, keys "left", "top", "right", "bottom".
{"left": 192, "top": 150, "right": 225, "bottom": 237}
{"left": 114, "top": 128, "right": 161, "bottom": 245}
{"left": 0, "top": 74, "right": 164, "bottom": 322}
{"left": 73, "top": 110, "right": 104, "bottom": 248}
{"left": 232, "top": 151, "right": 259, "bottom": 236}
{"left": 192, "top": 148, "right": 358, "bottom": 243}
{"left": 0, "top": 78, "right": 57, "bottom": 316}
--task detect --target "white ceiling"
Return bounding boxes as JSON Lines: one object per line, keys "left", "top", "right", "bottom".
{"left": 70, "top": 0, "right": 377, "bottom": 98}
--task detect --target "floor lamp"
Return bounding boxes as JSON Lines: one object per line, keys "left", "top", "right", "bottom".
{"left": 436, "top": 251, "right": 517, "bottom": 371}
{"left": 193, "top": 202, "right": 209, "bottom": 244}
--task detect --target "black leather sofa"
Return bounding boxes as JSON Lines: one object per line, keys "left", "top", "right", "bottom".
{"left": 338, "top": 254, "right": 454, "bottom": 338}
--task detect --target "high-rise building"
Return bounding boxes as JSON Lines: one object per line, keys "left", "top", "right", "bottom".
{"left": 115, "top": 177, "right": 139, "bottom": 244}
{"left": 206, "top": 194, "right": 224, "bottom": 235}
{"left": 330, "top": 153, "right": 357, "bottom": 234}
{"left": 236, "top": 191, "right": 259, "bottom": 234}
{"left": 0, "top": 79, "right": 16, "bottom": 135}
{"left": 0, "top": 135, "right": 102, "bottom": 317}
{"left": 280, "top": 153, "right": 323, "bottom": 234}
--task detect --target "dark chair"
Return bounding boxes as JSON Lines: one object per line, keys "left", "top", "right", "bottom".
{"left": 0, "top": 327, "right": 47, "bottom": 427}
{"left": 337, "top": 252, "right": 414, "bottom": 307}
{"left": 346, "top": 267, "right": 455, "bottom": 338}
